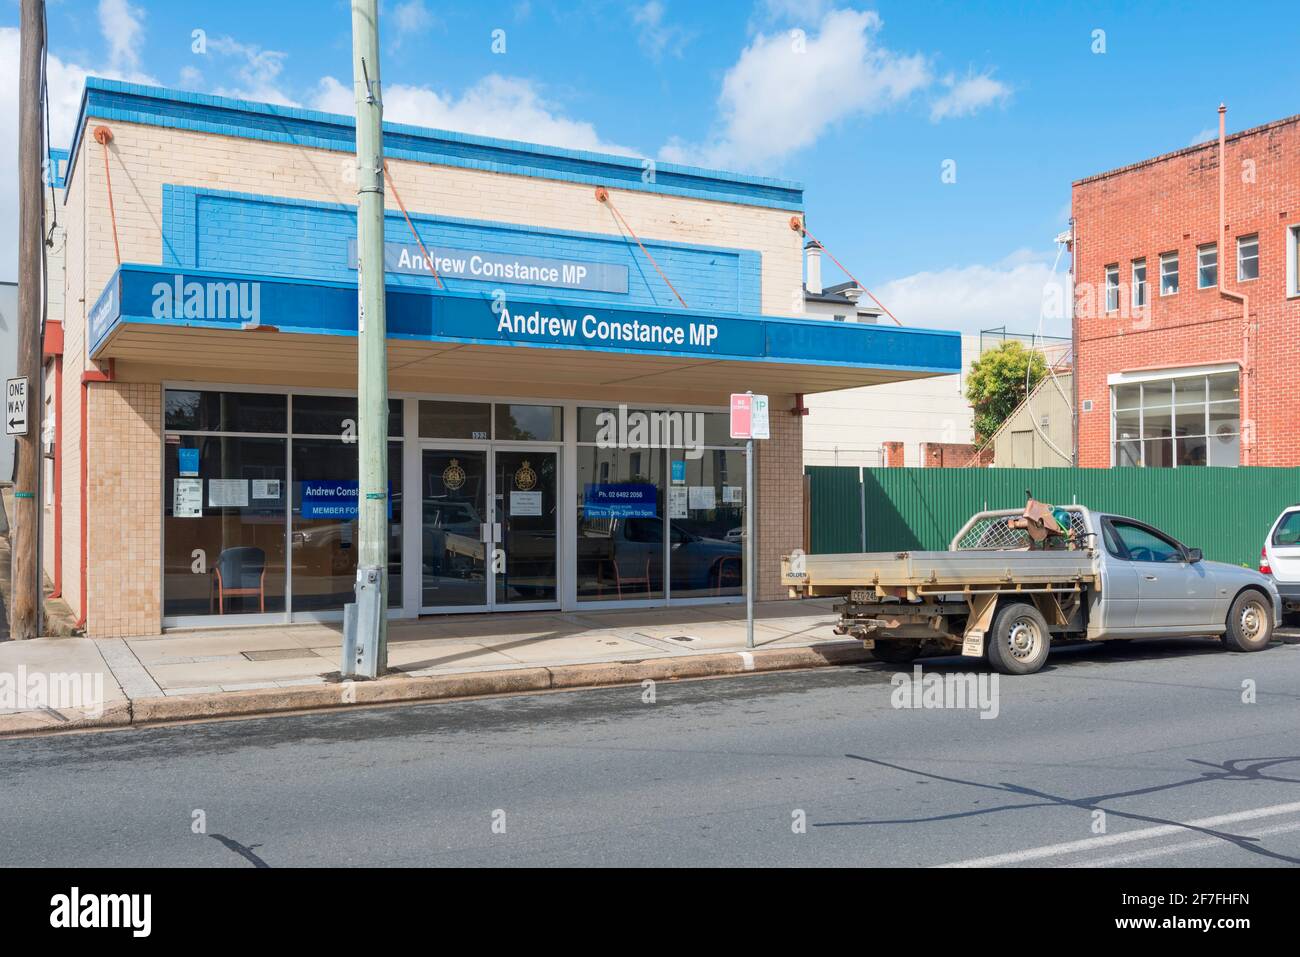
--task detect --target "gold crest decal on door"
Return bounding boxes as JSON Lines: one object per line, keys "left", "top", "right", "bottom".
{"left": 442, "top": 458, "right": 466, "bottom": 491}
{"left": 514, "top": 460, "right": 537, "bottom": 491}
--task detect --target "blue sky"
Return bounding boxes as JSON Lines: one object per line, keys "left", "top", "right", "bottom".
{"left": 3, "top": 0, "right": 1298, "bottom": 334}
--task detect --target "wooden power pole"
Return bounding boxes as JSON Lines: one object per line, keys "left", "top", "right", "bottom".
{"left": 11, "top": 0, "right": 46, "bottom": 640}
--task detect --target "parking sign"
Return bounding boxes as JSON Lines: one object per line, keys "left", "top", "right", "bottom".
{"left": 730, "top": 393, "right": 769, "bottom": 440}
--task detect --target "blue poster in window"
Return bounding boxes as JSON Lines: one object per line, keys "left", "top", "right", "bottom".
{"left": 583, "top": 483, "right": 658, "bottom": 518}
{"left": 178, "top": 447, "right": 199, "bottom": 477}
{"left": 300, "top": 481, "right": 393, "bottom": 519}
{"left": 671, "top": 460, "right": 686, "bottom": 483}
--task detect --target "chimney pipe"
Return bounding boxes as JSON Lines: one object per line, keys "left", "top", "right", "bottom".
{"left": 804, "top": 241, "right": 822, "bottom": 296}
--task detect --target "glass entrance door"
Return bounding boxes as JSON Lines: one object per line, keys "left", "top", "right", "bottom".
{"left": 494, "top": 449, "right": 559, "bottom": 606}
{"left": 420, "top": 446, "right": 560, "bottom": 612}
{"left": 421, "top": 449, "right": 489, "bottom": 609}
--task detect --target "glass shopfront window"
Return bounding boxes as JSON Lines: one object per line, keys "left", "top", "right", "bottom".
{"left": 575, "top": 406, "right": 745, "bottom": 604}
{"left": 667, "top": 449, "right": 745, "bottom": 598}
{"left": 163, "top": 392, "right": 745, "bottom": 622}
{"left": 164, "top": 389, "right": 404, "bottom": 621}
{"left": 163, "top": 434, "right": 287, "bottom": 617}
{"left": 1112, "top": 370, "right": 1240, "bottom": 468}
{"left": 419, "top": 400, "right": 491, "bottom": 440}
{"left": 576, "top": 446, "right": 667, "bottom": 602}
{"left": 291, "top": 438, "right": 403, "bottom": 611}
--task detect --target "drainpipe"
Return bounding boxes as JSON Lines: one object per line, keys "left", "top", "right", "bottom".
{"left": 1217, "top": 104, "right": 1251, "bottom": 465}
{"left": 75, "top": 359, "right": 115, "bottom": 630}
{"left": 41, "top": 324, "right": 64, "bottom": 597}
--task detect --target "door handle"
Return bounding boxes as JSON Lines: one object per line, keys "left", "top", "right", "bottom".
{"left": 1144, "top": 574, "right": 1158, "bottom": 581}
{"left": 494, "top": 522, "right": 502, "bottom": 542}
{"left": 480, "top": 523, "right": 492, "bottom": 543}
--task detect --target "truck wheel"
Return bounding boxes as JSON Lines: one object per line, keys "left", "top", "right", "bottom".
{"left": 871, "top": 639, "right": 921, "bottom": 664}
{"left": 1223, "top": 591, "right": 1273, "bottom": 652}
{"left": 986, "top": 603, "right": 1051, "bottom": 675}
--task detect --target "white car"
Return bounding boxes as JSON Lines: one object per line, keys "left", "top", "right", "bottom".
{"left": 1261, "top": 505, "right": 1300, "bottom": 626}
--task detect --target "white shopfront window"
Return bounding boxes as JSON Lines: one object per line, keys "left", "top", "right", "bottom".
{"left": 1110, "top": 365, "right": 1240, "bottom": 468}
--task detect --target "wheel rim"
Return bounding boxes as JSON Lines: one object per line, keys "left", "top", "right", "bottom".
{"left": 1006, "top": 616, "right": 1043, "bottom": 660}
{"left": 1239, "top": 601, "right": 1267, "bottom": 642}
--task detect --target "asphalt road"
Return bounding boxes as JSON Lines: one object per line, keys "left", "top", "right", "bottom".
{"left": 3, "top": 636, "right": 1300, "bottom": 867}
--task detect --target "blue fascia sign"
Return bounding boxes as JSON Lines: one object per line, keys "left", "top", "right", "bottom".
{"left": 300, "top": 481, "right": 392, "bottom": 520}
{"left": 348, "top": 239, "right": 628, "bottom": 295}
{"left": 583, "top": 483, "right": 658, "bottom": 519}
{"left": 93, "top": 265, "right": 963, "bottom": 375}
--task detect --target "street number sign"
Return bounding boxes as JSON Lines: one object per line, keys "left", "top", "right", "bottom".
{"left": 6, "top": 377, "right": 28, "bottom": 436}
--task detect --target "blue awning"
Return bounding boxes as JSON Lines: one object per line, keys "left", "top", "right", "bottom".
{"left": 89, "top": 265, "right": 962, "bottom": 380}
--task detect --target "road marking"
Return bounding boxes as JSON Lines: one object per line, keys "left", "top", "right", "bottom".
{"left": 1069, "top": 819, "right": 1300, "bottom": 868}
{"left": 936, "top": 800, "right": 1300, "bottom": 868}
{"left": 737, "top": 652, "right": 755, "bottom": 671}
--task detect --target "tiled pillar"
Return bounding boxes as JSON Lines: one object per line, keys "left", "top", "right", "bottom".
{"left": 85, "top": 381, "right": 162, "bottom": 637}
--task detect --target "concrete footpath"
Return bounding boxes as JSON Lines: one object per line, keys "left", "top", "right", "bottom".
{"left": 0, "top": 600, "right": 869, "bottom": 737}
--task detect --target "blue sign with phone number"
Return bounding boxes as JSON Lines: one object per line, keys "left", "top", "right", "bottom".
{"left": 583, "top": 483, "right": 657, "bottom": 519}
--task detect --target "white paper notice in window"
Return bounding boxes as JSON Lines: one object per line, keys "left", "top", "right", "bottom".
{"left": 668, "top": 486, "right": 689, "bottom": 519}
{"left": 208, "top": 478, "right": 249, "bottom": 508}
{"left": 174, "top": 478, "right": 203, "bottom": 518}
{"left": 688, "top": 486, "right": 716, "bottom": 510}
{"left": 510, "top": 490, "right": 542, "bottom": 516}
{"left": 252, "top": 479, "right": 282, "bottom": 500}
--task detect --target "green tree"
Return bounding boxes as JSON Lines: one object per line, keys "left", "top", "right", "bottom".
{"left": 966, "top": 341, "right": 1048, "bottom": 444}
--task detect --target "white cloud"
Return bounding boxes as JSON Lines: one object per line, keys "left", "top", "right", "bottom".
{"left": 633, "top": 1, "right": 691, "bottom": 61}
{"left": 0, "top": 16, "right": 154, "bottom": 280}
{"left": 207, "top": 36, "right": 298, "bottom": 106}
{"left": 872, "top": 249, "right": 1072, "bottom": 337}
{"left": 930, "top": 70, "right": 1011, "bottom": 121}
{"left": 389, "top": 0, "right": 436, "bottom": 50}
{"left": 660, "top": 9, "right": 930, "bottom": 171}
{"left": 98, "top": 0, "right": 144, "bottom": 74}
{"left": 1189, "top": 127, "right": 1217, "bottom": 146}
{"left": 312, "top": 74, "right": 638, "bottom": 155}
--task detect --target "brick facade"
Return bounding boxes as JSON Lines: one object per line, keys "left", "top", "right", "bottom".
{"left": 85, "top": 382, "right": 162, "bottom": 636}
{"left": 1072, "top": 112, "right": 1300, "bottom": 468}
{"left": 756, "top": 401, "right": 804, "bottom": 601}
{"left": 52, "top": 83, "right": 819, "bottom": 635}
{"left": 920, "top": 441, "right": 990, "bottom": 468}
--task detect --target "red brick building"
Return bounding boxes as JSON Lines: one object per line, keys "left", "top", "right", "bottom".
{"left": 1072, "top": 110, "right": 1300, "bottom": 468}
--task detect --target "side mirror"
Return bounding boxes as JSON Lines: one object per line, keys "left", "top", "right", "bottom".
{"left": 1186, "top": 548, "right": 1203, "bottom": 563}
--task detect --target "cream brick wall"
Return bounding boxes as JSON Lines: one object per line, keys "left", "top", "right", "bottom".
{"left": 85, "top": 381, "right": 161, "bottom": 637}
{"left": 756, "top": 395, "right": 804, "bottom": 601}
{"left": 60, "top": 112, "right": 807, "bottom": 632}
{"left": 74, "top": 120, "right": 805, "bottom": 321}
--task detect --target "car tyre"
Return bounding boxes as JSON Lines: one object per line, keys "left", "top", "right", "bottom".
{"left": 871, "top": 639, "right": 921, "bottom": 664}
{"left": 986, "top": 602, "right": 1051, "bottom": 675}
{"left": 1223, "top": 590, "right": 1273, "bottom": 652}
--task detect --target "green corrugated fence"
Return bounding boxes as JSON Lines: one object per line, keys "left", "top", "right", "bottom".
{"left": 806, "top": 466, "right": 1300, "bottom": 568}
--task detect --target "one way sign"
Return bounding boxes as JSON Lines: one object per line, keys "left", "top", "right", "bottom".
{"left": 6, "top": 377, "right": 28, "bottom": 436}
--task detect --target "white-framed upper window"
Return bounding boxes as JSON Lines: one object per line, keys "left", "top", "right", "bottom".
{"left": 1197, "top": 243, "right": 1217, "bottom": 289}
{"left": 1236, "top": 233, "right": 1259, "bottom": 282}
{"left": 1104, "top": 264, "right": 1120, "bottom": 312}
{"left": 1289, "top": 224, "right": 1300, "bottom": 298}
{"left": 1159, "top": 251, "right": 1179, "bottom": 296}
{"left": 1131, "top": 258, "right": 1147, "bottom": 308}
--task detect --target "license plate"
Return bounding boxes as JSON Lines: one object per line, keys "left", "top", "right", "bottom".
{"left": 850, "top": 589, "right": 874, "bottom": 603}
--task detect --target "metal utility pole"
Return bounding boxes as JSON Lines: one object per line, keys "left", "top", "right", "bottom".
{"left": 11, "top": 0, "right": 46, "bottom": 640}
{"left": 342, "top": 0, "right": 388, "bottom": 677}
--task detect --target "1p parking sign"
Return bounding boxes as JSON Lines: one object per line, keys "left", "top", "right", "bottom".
{"left": 730, "top": 393, "right": 769, "bottom": 440}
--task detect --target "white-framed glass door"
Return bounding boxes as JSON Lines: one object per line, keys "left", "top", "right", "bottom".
{"left": 419, "top": 442, "right": 561, "bottom": 613}
{"left": 493, "top": 444, "right": 562, "bottom": 610}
